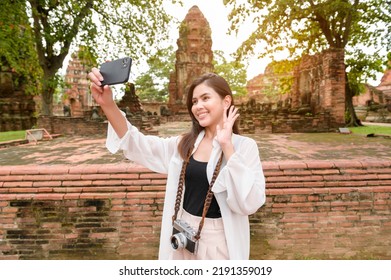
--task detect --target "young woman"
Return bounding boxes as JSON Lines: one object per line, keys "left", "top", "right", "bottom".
{"left": 88, "top": 71, "right": 266, "bottom": 260}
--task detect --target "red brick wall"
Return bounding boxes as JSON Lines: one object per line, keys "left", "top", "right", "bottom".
{"left": 291, "top": 48, "right": 346, "bottom": 127}
{"left": 38, "top": 116, "right": 107, "bottom": 136}
{"left": 1, "top": 160, "right": 390, "bottom": 260}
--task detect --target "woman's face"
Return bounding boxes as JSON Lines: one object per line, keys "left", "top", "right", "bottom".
{"left": 191, "top": 82, "right": 229, "bottom": 128}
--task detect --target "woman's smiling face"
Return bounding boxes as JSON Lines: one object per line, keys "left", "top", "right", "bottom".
{"left": 191, "top": 82, "right": 228, "bottom": 129}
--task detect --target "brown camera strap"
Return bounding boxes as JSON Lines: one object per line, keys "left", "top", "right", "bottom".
{"left": 172, "top": 151, "right": 224, "bottom": 240}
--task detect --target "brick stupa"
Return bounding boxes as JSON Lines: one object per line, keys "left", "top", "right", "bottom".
{"left": 168, "top": 5, "right": 214, "bottom": 113}
{"left": 117, "top": 83, "right": 143, "bottom": 115}
{"left": 376, "top": 64, "right": 391, "bottom": 101}
{"left": 64, "top": 51, "right": 93, "bottom": 117}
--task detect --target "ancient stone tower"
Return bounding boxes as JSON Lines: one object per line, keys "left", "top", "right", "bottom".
{"left": 291, "top": 48, "right": 346, "bottom": 127}
{"left": 64, "top": 51, "right": 93, "bottom": 117}
{"left": 117, "top": 83, "right": 144, "bottom": 115}
{"left": 0, "top": 62, "right": 36, "bottom": 132}
{"left": 168, "top": 5, "right": 214, "bottom": 109}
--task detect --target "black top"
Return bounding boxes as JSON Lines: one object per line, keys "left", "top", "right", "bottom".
{"left": 183, "top": 155, "right": 222, "bottom": 218}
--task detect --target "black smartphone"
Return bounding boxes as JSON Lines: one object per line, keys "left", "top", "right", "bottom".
{"left": 99, "top": 57, "right": 132, "bottom": 86}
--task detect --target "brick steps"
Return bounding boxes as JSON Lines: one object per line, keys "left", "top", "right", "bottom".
{"left": 2, "top": 161, "right": 390, "bottom": 196}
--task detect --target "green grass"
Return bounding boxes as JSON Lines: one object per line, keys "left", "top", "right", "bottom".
{"left": 349, "top": 125, "right": 391, "bottom": 136}
{"left": 0, "top": 130, "right": 26, "bottom": 143}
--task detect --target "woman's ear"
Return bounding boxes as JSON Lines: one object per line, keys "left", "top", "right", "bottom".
{"left": 223, "top": 95, "right": 232, "bottom": 109}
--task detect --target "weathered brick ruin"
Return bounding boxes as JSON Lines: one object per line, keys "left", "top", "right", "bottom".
{"left": 353, "top": 65, "right": 391, "bottom": 123}
{"left": 62, "top": 51, "right": 93, "bottom": 118}
{"left": 0, "top": 62, "right": 36, "bottom": 132}
{"left": 377, "top": 66, "right": 391, "bottom": 98}
{"left": 168, "top": 5, "right": 214, "bottom": 116}
{"left": 164, "top": 6, "right": 348, "bottom": 132}
{"left": 1, "top": 160, "right": 390, "bottom": 259}
{"left": 39, "top": 52, "right": 158, "bottom": 136}
{"left": 241, "top": 48, "right": 346, "bottom": 133}
{"left": 40, "top": 6, "right": 349, "bottom": 135}
{"left": 37, "top": 50, "right": 109, "bottom": 136}
{"left": 117, "top": 83, "right": 143, "bottom": 115}
{"left": 117, "top": 83, "right": 158, "bottom": 134}
{"left": 245, "top": 63, "right": 293, "bottom": 104}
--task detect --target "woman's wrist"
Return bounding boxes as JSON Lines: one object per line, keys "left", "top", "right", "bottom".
{"left": 221, "top": 142, "right": 235, "bottom": 161}
{"left": 100, "top": 100, "right": 118, "bottom": 112}
{"left": 102, "top": 102, "right": 128, "bottom": 138}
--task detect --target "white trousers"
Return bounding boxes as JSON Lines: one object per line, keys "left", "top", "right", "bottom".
{"left": 168, "top": 210, "right": 229, "bottom": 260}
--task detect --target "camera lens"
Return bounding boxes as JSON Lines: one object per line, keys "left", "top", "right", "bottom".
{"left": 122, "top": 58, "right": 128, "bottom": 68}
{"left": 170, "top": 233, "right": 187, "bottom": 250}
{"left": 171, "top": 236, "right": 179, "bottom": 249}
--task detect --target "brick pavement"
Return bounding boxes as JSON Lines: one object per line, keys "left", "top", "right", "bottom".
{"left": 0, "top": 122, "right": 390, "bottom": 166}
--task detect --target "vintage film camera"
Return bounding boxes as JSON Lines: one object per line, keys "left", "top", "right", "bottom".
{"left": 170, "top": 219, "right": 199, "bottom": 254}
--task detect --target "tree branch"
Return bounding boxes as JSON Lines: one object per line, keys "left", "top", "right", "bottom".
{"left": 341, "top": 0, "right": 359, "bottom": 47}
{"left": 28, "top": 0, "right": 46, "bottom": 70}
{"left": 308, "top": 0, "right": 336, "bottom": 47}
{"left": 50, "top": 0, "right": 94, "bottom": 72}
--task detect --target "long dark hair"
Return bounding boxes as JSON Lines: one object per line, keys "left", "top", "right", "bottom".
{"left": 177, "top": 73, "right": 240, "bottom": 160}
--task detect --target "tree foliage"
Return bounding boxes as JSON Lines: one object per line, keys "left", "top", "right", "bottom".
{"left": 1, "top": 0, "right": 179, "bottom": 115}
{"left": 134, "top": 46, "right": 175, "bottom": 102}
{"left": 213, "top": 50, "right": 248, "bottom": 97}
{"left": 0, "top": 0, "right": 42, "bottom": 95}
{"left": 224, "top": 0, "right": 391, "bottom": 126}
{"left": 264, "top": 59, "right": 300, "bottom": 97}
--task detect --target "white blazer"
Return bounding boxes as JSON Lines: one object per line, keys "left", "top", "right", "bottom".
{"left": 106, "top": 113, "right": 266, "bottom": 259}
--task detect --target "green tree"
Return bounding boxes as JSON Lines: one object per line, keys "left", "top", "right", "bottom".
{"left": 213, "top": 50, "right": 248, "bottom": 96}
{"left": 0, "top": 0, "right": 42, "bottom": 95}
{"left": 224, "top": 0, "right": 391, "bottom": 126}
{"left": 135, "top": 74, "right": 163, "bottom": 102}
{"left": 135, "top": 46, "right": 175, "bottom": 102}
{"left": 262, "top": 59, "right": 299, "bottom": 99}
{"left": 2, "top": 0, "right": 178, "bottom": 116}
